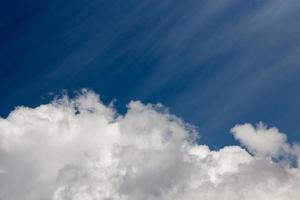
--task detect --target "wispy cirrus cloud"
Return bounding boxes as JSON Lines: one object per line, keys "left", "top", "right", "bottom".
{"left": 1, "top": 1, "right": 300, "bottom": 148}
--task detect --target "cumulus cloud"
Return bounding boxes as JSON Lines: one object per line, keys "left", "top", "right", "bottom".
{"left": 231, "top": 123, "right": 288, "bottom": 157}
{"left": 0, "top": 90, "right": 299, "bottom": 200}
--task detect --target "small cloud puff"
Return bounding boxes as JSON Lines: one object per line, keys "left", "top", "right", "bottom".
{"left": 0, "top": 90, "right": 299, "bottom": 200}
{"left": 231, "top": 122, "right": 288, "bottom": 157}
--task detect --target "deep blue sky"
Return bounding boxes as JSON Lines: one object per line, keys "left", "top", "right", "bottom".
{"left": 1, "top": 0, "right": 300, "bottom": 148}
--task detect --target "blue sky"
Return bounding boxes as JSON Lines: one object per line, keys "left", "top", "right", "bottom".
{"left": 1, "top": 0, "right": 300, "bottom": 148}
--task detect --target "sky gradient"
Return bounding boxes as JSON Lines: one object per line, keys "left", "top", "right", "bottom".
{"left": 1, "top": 1, "right": 300, "bottom": 199}
{"left": 1, "top": 0, "right": 300, "bottom": 148}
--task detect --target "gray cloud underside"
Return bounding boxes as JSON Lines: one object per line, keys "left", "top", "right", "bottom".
{"left": 0, "top": 90, "right": 300, "bottom": 200}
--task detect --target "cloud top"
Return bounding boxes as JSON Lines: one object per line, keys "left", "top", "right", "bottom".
{"left": 0, "top": 90, "right": 299, "bottom": 200}
{"left": 231, "top": 123, "right": 288, "bottom": 157}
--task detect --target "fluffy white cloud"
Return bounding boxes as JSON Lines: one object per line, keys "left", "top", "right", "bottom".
{"left": 231, "top": 123, "right": 288, "bottom": 157}
{"left": 0, "top": 90, "right": 299, "bottom": 200}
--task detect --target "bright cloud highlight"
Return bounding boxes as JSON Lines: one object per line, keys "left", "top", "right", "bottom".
{"left": 0, "top": 90, "right": 299, "bottom": 200}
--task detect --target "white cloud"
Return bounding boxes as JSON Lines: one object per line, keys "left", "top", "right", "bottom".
{"left": 231, "top": 123, "right": 288, "bottom": 157}
{"left": 0, "top": 90, "right": 299, "bottom": 200}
